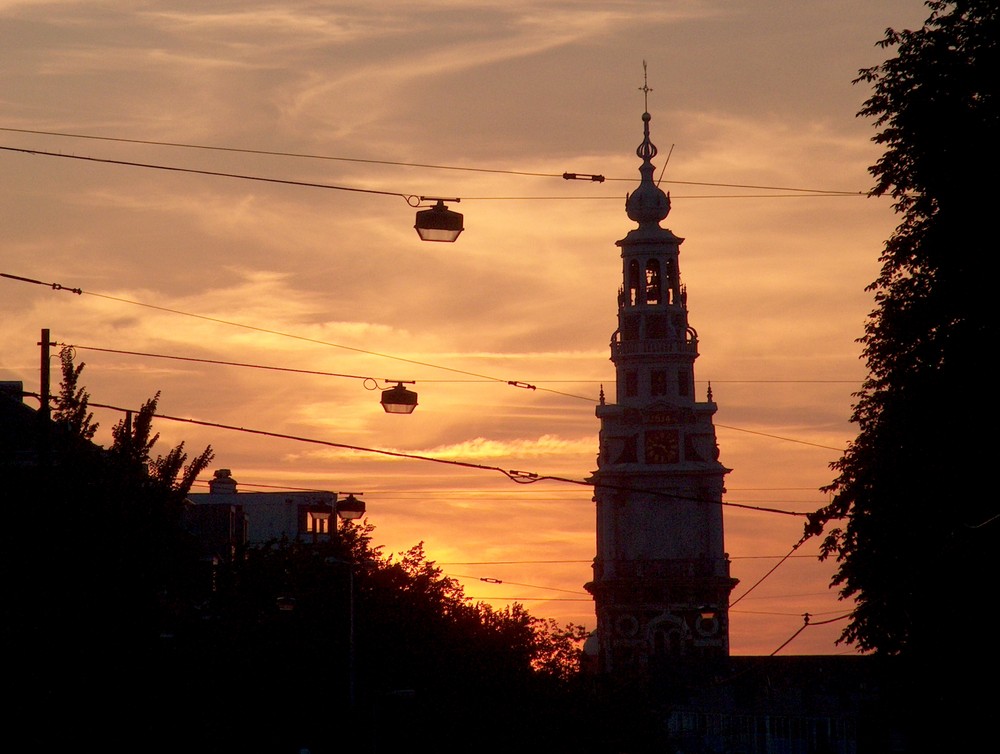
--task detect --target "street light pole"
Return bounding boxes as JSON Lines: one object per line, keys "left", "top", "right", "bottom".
{"left": 345, "top": 560, "right": 355, "bottom": 711}
{"left": 39, "top": 328, "right": 51, "bottom": 422}
{"left": 323, "top": 554, "right": 356, "bottom": 711}
{"left": 330, "top": 493, "right": 365, "bottom": 712}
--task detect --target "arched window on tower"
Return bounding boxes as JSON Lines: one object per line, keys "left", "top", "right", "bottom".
{"left": 651, "top": 370, "right": 667, "bottom": 396}
{"left": 678, "top": 368, "right": 691, "bottom": 397}
{"left": 645, "top": 260, "right": 661, "bottom": 305}
{"left": 628, "top": 260, "right": 641, "bottom": 305}
{"left": 625, "top": 371, "right": 638, "bottom": 397}
{"left": 651, "top": 624, "right": 684, "bottom": 660}
{"left": 664, "top": 259, "right": 676, "bottom": 304}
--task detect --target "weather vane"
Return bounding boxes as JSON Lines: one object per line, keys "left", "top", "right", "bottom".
{"left": 639, "top": 59, "right": 653, "bottom": 112}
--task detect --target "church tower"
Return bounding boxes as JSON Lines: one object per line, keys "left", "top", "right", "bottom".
{"left": 585, "top": 108, "right": 737, "bottom": 678}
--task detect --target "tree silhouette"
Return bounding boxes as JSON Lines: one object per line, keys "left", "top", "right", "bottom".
{"left": 809, "top": 2, "right": 998, "bottom": 749}
{"left": 51, "top": 348, "right": 214, "bottom": 494}
{"left": 25, "top": 354, "right": 591, "bottom": 751}
{"left": 108, "top": 390, "right": 214, "bottom": 495}
{"left": 52, "top": 346, "right": 98, "bottom": 440}
{"left": 6, "top": 354, "right": 217, "bottom": 751}
{"left": 814, "top": 0, "right": 997, "bottom": 656}
{"left": 172, "top": 529, "right": 592, "bottom": 753}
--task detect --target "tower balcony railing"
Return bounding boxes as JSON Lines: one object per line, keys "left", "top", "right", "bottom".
{"left": 593, "top": 557, "right": 731, "bottom": 580}
{"left": 611, "top": 337, "right": 698, "bottom": 359}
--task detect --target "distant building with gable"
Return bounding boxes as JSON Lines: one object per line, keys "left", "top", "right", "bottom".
{"left": 184, "top": 468, "right": 345, "bottom": 562}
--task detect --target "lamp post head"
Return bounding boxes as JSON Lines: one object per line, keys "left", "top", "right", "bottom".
{"left": 336, "top": 493, "right": 366, "bottom": 521}
{"left": 414, "top": 198, "right": 463, "bottom": 242}
{"left": 380, "top": 381, "right": 418, "bottom": 414}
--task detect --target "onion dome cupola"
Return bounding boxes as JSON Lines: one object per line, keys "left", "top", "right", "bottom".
{"left": 625, "top": 111, "right": 672, "bottom": 230}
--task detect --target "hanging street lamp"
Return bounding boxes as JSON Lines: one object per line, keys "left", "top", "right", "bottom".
{"left": 380, "top": 381, "right": 418, "bottom": 414}
{"left": 335, "top": 493, "right": 366, "bottom": 521}
{"left": 414, "top": 197, "right": 463, "bottom": 242}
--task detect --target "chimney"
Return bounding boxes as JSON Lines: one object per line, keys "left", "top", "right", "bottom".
{"left": 208, "top": 468, "right": 238, "bottom": 494}
{"left": 0, "top": 381, "right": 25, "bottom": 402}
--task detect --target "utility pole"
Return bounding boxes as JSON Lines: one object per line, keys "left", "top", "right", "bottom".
{"left": 39, "top": 328, "right": 51, "bottom": 422}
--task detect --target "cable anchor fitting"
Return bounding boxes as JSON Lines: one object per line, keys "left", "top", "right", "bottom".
{"left": 507, "top": 381, "right": 537, "bottom": 390}
{"left": 562, "top": 172, "right": 606, "bottom": 182}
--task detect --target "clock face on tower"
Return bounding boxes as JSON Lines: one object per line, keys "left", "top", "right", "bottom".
{"left": 644, "top": 429, "right": 680, "bottom": 464}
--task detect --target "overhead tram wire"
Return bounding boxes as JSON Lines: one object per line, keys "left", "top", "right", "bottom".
{"left": 181, "top": 482, "right": 834, "bottom": 613}
{"left": 193, "top": 476, "right": 846, "bottom": 616}
{"left": 53, "top": 343, "right": 588, "bottom": 398}
{"left": 53, "top": 342, "right": 393, "bottom": 389}
{"left": 0, "top": 145, "right": 412, "bottom": 201}
{"left": 448, "top": 574, "right": 850, "bottom": 606}
{"left": 180, "top": 484, "right": 827, "bottom": 594}
{"left": 0, "top": 127, "right": 866, "bottom": 197}
{"left": 768, "top": 612, "right": 853, "bottom": 657}
{"left": 43, "top": 343, "right": 863, "bottom": 415}
{"left": 0, "top": 144, "right": 863, "bottom": 200}
{"left": 4, "top": 274, "right": 853, "bottom": 455}
{"left": 49, "top": 349, "right": 859, "bottom": 390}
{"left": 2, "top": 274, "right": 852, "bottom": 451}
{"left": 0, "top": 127, "right": 565, "bottom": 180}
{"left": 1, "top": 271, "right": 592, "bottom": 402}
{"left": 19, "top": 390, "right": 813, "bottom": 519}
{"left": 179, "top": 484, "right": 839, "bottom": 618}
{"left": 447, "top": 573, "right": 588, "bottom": 596}
{"left": 729, "top": 536, "right": 810, "bottom": 608}
{"left": 435, "top": 554, "right": 820, "bottom": 565}
{"left": 714, "top": 424, "right": 844, "bottom": 452}
{"left": 467, "top": 597, "right": 593, "bottom": 603}
{"left": 193, "top": 481, "right": 828, "bottom": 516}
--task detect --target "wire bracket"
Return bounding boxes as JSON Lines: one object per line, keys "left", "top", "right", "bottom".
{"left": 507, "top": 380, "right": 537, "bottom": 390}
{"left": 562, "top": 172, "right": 605, "bottom": 182}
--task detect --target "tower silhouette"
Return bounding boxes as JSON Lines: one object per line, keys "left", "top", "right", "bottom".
{"left": 585, "top": 108, "right": 738, "bottom": 678}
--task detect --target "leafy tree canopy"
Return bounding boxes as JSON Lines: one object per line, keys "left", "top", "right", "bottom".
{"left": 9, "top": 354, "right": 592, "bottom": 753}
{"left": 813, "top": 0, "right": 998, "bottom": 658}
{"left": 52, "top": 346, "right": 98, "bottom": 439}
{"left": 805, "top": 7, "right": 998, "bottom": 748}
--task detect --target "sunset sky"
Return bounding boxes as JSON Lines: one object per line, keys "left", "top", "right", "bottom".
{"left": 1, "top": 1, "right": 933, "bottom": 655}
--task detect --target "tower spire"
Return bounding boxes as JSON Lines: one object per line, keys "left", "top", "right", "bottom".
{"left": 625, "top": 64, "right": 671, "bottom": 228}
{"left": 639, "top": 59, "right": 653, "bottom": 113}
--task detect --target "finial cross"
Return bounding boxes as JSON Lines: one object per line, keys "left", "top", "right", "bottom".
{"left": 639, "top": 60, "right": 653, "bottom": 112}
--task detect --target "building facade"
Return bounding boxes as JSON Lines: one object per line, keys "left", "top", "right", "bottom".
{"left": 585, "top": 110, "right": 738, "bottom": 677}
{"left": 185, "top": 468, "right": 340, "bottom": 562}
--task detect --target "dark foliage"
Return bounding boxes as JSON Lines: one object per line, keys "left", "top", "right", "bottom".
{"left": 165, "top": 532, "right": 596, "bottom": 753}
{"left": 52, "top": 347, "right": 99, "bottom": 440}
{"left": 814, "top": 0, "right": 998, "bottom": 657}
{"left": 3, "top": 359, "right": 594, "bottom": 753}
{"left": 809, "top": 2, "right": 998, "bottom": 748}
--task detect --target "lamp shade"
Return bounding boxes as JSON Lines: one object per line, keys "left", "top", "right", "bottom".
{"left": 336, "top": 494, "right": 366, "bottom": 520}
{"left": 381, "top": 382, "right": 418, "bottom": 414}
{"left": 415, "top": 200, "right": 463, "bottom": 242}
